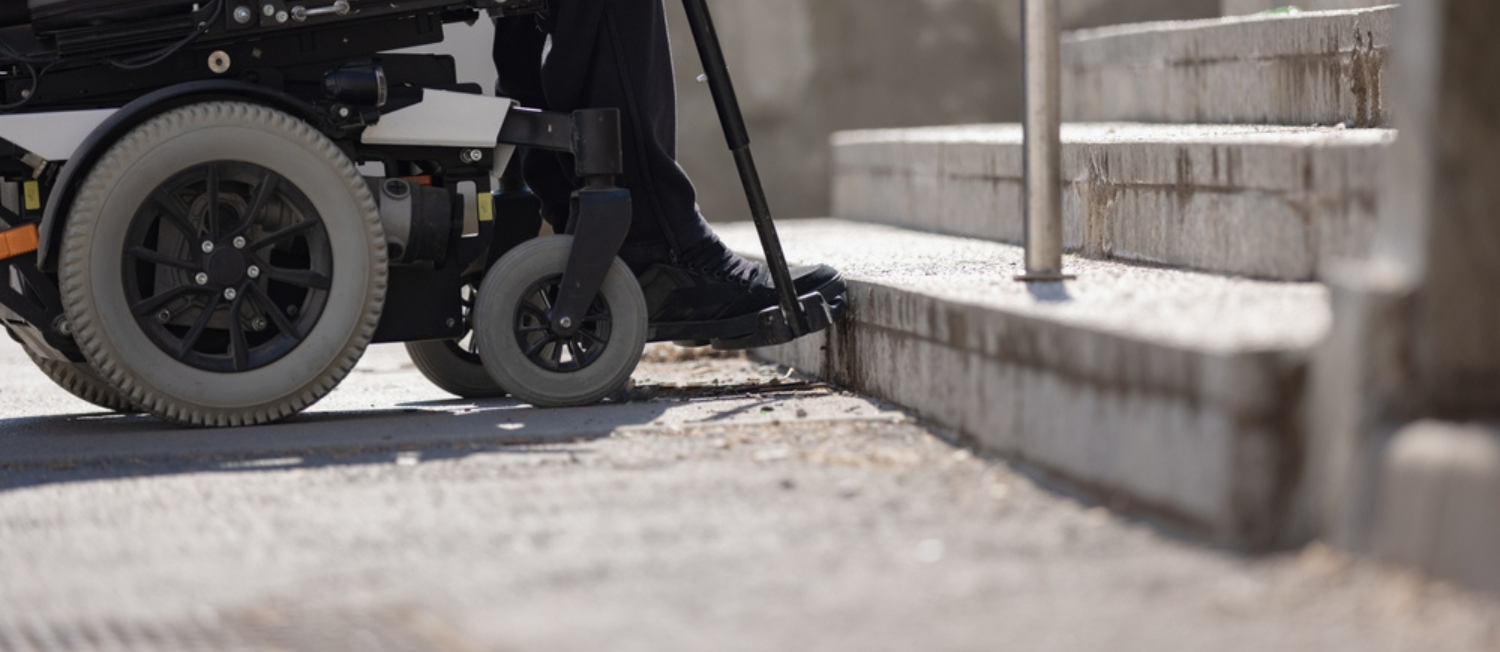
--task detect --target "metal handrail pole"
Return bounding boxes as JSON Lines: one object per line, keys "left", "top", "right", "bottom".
{"left": 1019, "top": 0, "right": 1070, "bottom": 281}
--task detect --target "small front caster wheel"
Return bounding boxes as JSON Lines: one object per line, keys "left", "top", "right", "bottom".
{"left": 474, "top": 236, "right": 646, "bottom": 408}
{"left": 405, "top": 278, "right": 506, "bottom": 398}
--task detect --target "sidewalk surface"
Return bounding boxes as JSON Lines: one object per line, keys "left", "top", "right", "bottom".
{"left": 1, "top": 343, "right": 1497, "bottom": 651}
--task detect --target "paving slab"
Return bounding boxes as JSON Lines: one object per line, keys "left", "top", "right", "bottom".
{"left": 724, "top": 218, "right": 1328, "bottom": 547}
{"left": 833, "top": 123, "right": 1392, "bottom": 281}
{"left": 1065, "top": 7, "right": 1395, "bottom": 127}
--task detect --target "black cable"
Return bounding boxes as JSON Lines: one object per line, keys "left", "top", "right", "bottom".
{"left": 106, "top": 0, "right": 225, "bottom": 71}
{"left": 0, "top": 60, "right": 55, "bottom": 111}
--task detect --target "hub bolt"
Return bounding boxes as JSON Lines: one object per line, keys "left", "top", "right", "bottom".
{"left": 233, "top": 236, "right": 247, "bottom": 250}
{"left": 224, "top": 288, "right": 238, "bottom": 301}
{"left": 558, "top": 317, "right": 574, "bottom": 329}
{"left": 157, "top": 310, "right": 172, "bottom": 324}
{"left": 201, "top": 241, "right": 214, "bottom": 254}
{"left": 247, "top": 266, "right": 261, "bottom": 279}
{"left": 251, "top": 317, "right": 268, "bottom": 332}
{"left": 195, "top": 272, "right": 210, "bottom": 286}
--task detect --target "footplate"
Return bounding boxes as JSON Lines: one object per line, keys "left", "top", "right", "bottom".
{"left": 648, "top": 275, "right": 848, "bottom": 350}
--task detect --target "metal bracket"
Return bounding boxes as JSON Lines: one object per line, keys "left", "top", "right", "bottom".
{"left": 548, "top": 186, "right": 631, "bottom": 338}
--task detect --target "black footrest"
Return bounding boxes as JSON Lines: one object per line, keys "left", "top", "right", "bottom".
{"left": 646, "top": 275, "right": 848, "bottom": 350}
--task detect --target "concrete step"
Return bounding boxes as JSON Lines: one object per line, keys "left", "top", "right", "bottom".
{"left": 1063, "top": 7, "right": 1394, "bottom": 127}
{"left": 720, "top": 219, "right": 1328, "bottom": 548}
{"left": 833, "top": 123, "right": 1393, "bottom": 281}
{"left": 1223, "top": 0, "right": 1393, "bottom": 16}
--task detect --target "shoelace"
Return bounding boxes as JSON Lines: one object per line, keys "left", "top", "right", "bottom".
{"left": 679, "top": 238, "right": 761, "bottom": 287}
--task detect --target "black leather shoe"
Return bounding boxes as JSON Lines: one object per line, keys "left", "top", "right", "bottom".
{"left": 625, "top": 236, "right": 847, "bottom": 346}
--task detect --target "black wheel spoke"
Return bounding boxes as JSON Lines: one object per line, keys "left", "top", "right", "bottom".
{"left": 567, "top": 340, "right": 585, "bottom": 365}
{"left": 229, "top": 294, "right": 249, "bottom": 372}
{"left": 517, "top": 325, "right": 551, "bottom": 335}
{"left": 127, "top": 246, "right": 199, "bottom": 272}
{"left": 246, "top": 282, "right": 300, "bottom": 337}
{"left": 518, "top": 302, "right": 550, "bottom": 324}
{"left": 205, "top": 163, "right": 221, "bottom": 238}
{"left": 252, "top": 217, "right": 321, "bottom": 249}
{"left": 226, "top": 170, "right": 277, "bottom": 240}
{"left": 549, "top": 340, "right": 565, "bottom": 365}
{"left": 131, "top": 285, "right": 202, "bottom": 318}
{"left": 265, "top": 267, "right": 331, "bottom": 291}
{"left": 150, "top": 188, "right": 199, "bottom": 240}
{"left": 176, "top": 294, "right": 222, "bottom": 360}
{"left": 524, "top": 336, "right": 553, "bottom": 360}
{"left": 577, "top": 329, "right": 605, "bottom": 347}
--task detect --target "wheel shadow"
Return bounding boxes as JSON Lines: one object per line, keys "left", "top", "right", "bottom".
{"left": 0, "top": 396, "right": 673, "bottom": 494}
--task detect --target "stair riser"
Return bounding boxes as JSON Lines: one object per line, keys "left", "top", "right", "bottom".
{"left": 761, "top": 280, "right": 1309, "bottom": 547}
{"left": 834, "top": 128, "right": 1391, "bottom": 281}
{"left": 1064, "top": 8, "right": 1393, "bottom": 127}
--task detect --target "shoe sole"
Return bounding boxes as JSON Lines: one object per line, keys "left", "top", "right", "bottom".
{"left": 646, "top": 274, "right": 848, "bottom": 348}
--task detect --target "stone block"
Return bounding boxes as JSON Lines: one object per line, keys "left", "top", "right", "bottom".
{"left": 1372, "top": 421, "right": 1500, "bottom": 595}
{"left": 720, "top": 219, "right": 1326, "bottom": 547}
{"left": 1064, "top": 7, "right": 1394, "bottom": 127}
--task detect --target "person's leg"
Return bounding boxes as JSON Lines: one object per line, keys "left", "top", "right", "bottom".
{"left": 538, "top": 0, "right": 713, "bottom": 262}
{"left": 493, "top": 1, "right": 844, "bottom": 342}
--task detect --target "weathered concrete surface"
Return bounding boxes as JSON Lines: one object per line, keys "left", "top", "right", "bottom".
{"left": 723, "top": 219, "right": 1328, "bottom": 547}
{"left": 1224, "top": 0, "right": 1394, "bottom": 16}
{"left": 832, "top": 123, "right": 1392, "bottom": 281}
{"left": 1372, "top": 421, "right": 1500, "bottom": 596}
{"left": 5, "top": 341, "right": 1500, "bottom": 652}
{"left": 1064, "top": 8, "right": 1394, "bottom": 127}
{"left": 1308, "top": 0, "right": 1500, "bottom": 598}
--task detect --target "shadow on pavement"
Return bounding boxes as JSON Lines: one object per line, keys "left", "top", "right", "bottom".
{"left": 0, "top": 397, "right": 673, "bottom": 494}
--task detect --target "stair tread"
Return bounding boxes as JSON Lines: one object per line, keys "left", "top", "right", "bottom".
{"left": 721, "top": 218, "right": 1328, "bottom": 354}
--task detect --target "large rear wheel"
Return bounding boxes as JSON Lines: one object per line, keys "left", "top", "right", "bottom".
{"left": 59, "top": 102, "right": 387, "bottom": 426}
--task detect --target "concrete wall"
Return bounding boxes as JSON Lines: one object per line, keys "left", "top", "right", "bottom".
{"left": 667, "top": 0, "right": 1220, "bottom": 222}
{"left": 419, "top": 1, "right": 1218, "bottom": 222}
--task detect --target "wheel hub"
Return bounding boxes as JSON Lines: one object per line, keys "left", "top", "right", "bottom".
{"left": 205, "top": 248, "right": 250, "bottom": 287}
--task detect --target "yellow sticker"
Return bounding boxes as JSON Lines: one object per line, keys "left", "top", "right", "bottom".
{"left": 478, "top": 193, "right": 494, "bottom": 223}
{"left": 23, "top": 181, "right": 40, "bottom": 212}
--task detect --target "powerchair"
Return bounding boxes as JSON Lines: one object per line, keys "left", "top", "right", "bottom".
{"left": 0, "top": 0, "right": 844, "bottom": 426}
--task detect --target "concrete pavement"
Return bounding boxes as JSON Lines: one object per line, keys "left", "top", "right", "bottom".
{"left": 1, "top": 341, "right": 1498, "bottom": 651}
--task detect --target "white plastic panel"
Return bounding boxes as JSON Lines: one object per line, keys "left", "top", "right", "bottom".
{"left": 0, "top": 109, "right": 117, "bottom": 161}
{"left": 361, "top": 91, "right": 515, "bottom": 149}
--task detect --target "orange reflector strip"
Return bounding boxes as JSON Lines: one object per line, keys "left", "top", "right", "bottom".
{"left": 400, "top": 175, "right": 435, "bottom": 187}
{"left": 0, "top": 224, "right": 40, "bottom": 260}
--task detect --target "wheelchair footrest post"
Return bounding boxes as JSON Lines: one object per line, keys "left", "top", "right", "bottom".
{"left": 548, "top": 186, "right": 631, "bottom": 337}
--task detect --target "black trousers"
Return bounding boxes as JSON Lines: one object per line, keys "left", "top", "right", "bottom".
{"left": 492, "top": 0, "right": 713, "bottom": 261}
